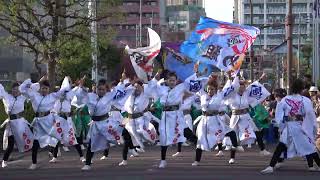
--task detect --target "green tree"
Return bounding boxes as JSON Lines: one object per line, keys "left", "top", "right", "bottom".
{"left": 57, "top": 34, "right": 123, "bottom": 83}
{"left": 0, "top": 0, "right": 122, "bottom": 89}
{"left": 301, "top": 43, "right": 313, "bottom": 75}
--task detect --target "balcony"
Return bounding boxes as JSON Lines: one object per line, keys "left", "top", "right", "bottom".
{"left": 293, "top": 8, "right": 308, "bottom": 14}
{"left": 267, "top": 9, "right": 286, "bottom": 14}
{"left": 267, "top": 0, "right": 286, "bottom": 3}
{"left": 100, "top": 17, "right": 160, "bottom": 25}
{"left": 244, "top": 19, "right": 265, "bottom": 24}
{"left": 121, "top": 5, "right": 160, "bottom": 13}
{"left": 266, "top": 39, "right": 285, "bottom": 45}
{"left": 244, "top": 9, "right": 264, "bottom": 14}
{"left": 243, "top": 0, "right": 264, "bottom": 4}
{"left": 265, "top": 29, "right": 285, "bottom": 34}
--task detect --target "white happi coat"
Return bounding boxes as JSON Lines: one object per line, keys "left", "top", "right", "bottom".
{"left": 183, "top": 73, "right": 209, "bottom": 131}
{"left": 108, "top": 81, "right": 130, "bottom": 125}
{"left": 51, "top": 89, "right": 78, "bottom": 147}
{"left": 19, "top": 79, "right": 66, "bottom": 148}
{"left": 156, "top": 81, "right": 190, "bottom": 146}
{"left": 219, "top": 103, "right": 233, "bottom": 146}
{"left": 195, "top": 90, "right": 225, "bottom": 151}
{"left": 0, "top": 84, "right": 34, "bottom": 152}
{"left": 223, "top": 77, "right": 270, "bottom": 145}
{"left": 121, "top": 83, "right": 159, "bottom": 148}
{"left": 180, "top": 95, "right": 195, "bottom": 131}
{"left": 276, "top": 95, "right": 318, "bottom": 158}
{"left": 219, "top": 103, "right": 232, "bottom": 133}
{"left": 75, "top": 86, "right": 123, "bottom": 152}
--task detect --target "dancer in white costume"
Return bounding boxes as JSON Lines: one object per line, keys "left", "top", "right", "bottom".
{"left": 261, "top": 78, "right": 320, "bottom": 174}
{"left": 75, "top": 78, "right": 136, "bottom": 171}
{"left": 223, "top": 73, "right": 271, "bottom": 155}
{"left": 19, "top": 77, "right": 69, "bottom": 170}
{"left": 1, "top": 82, "right": 34, "bottom": 168}
{"left": 191, "top": 76, "right": 239, "bottom": 166}
{"left": 117, "top": 79, "right": 159, "bottom": 166}
{"left": 49, "top": 77, "right": 84, "bottom": 163}
{"left": 154, "top": 71, "right": 198, "bottom": 168}
{"left": 172, "top": 68, "right": 209, "bottom": 157}
{"left": 99, "top": 77, "right": 140, "bottom": 160}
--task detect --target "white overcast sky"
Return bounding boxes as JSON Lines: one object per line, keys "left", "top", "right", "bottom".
{"left": 205, "top": 0, "right": 234, "bottom": 23}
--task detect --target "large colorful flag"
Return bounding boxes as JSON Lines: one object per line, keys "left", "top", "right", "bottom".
{"left": 180, "top": 17, "right": 260, "bottom": 74}
{"left": 125, "top": 28, "right": 161, "bottom": 82}
{"left": 164, "top": 46, "right": 219, "bottom": 80}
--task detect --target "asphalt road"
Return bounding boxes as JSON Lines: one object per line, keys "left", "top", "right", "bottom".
{"left": 0, "top": 144, "right": 319, "bottom": 180}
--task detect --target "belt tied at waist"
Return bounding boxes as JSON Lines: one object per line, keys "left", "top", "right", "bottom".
{"left": 203, "top": 110, "right": 219, "bottom": 116}
{"left": 219, "top": 111, "right": 226, "bottom": 116}
{"left": 163, "top": 105, "right": 179, "bottom": 111}
{"left": 183, "top": 109, "right": 191, "bottom": 115}
{"left": 232, "top": 108, "right": 249, "bottom": 115}
{"left": 283, "top": 115, "right": 303, "bottom": 122}
{"left": 111, "top": 106, "right": 121, "bottom": 112}
{"left": 92, "top": 113, "right": 110, "bottom": 121}
{"left": 35, "top": 111, "right": 51, "bottom": 118}
{"left": 9, "top": 112, "right": 24, "bottom": 120}
{"left": 59, "top": 112, "right": 71, "bottom": 120}
{"left": 128, "top": 112, "right": 144, "bottom": 119}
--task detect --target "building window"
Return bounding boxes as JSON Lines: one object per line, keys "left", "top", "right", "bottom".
{"left": 123, "top": 2, "right": 139, "bottom": 6}
{"left": 144, "top": 1, "right": 157, "bottom": 6}
{"left": 144, "top": 13, "right": 158, "bottom": 18}
{"left": 128, "top": 13, "right": 139, "bottom": 17}
{"left": 183, "top": 0, "right": 188, "bottom": 5}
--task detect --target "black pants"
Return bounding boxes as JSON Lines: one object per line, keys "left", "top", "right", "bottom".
{"left": 103, "top": 149, "right": 109, "bottom": 157}
{"left": 3, "top": 136, "right": 14, "bottom": 161}
{"left": 269, "top": 142, "right": 320, "bottom": 168}
{"left": 85, "top": 128, "right": 134, "bottom": 165}
{"left": 121, "top": 128, "right": 135, "bottom": 161}
{"left": 76, "top": 133, "right": 84, "bottom": 145}
{"left": 150, "top": 120, "right": 160, "bottom": 136}
{"left": 52, "top": 141, "right": 83, "bottom": 158}
{"left": 273, "top": 127, "right": 280, "bottom": 141}
{"left": 255, "top": 130, "right": 266, "bottom": 151}
{"left": 215, "top": 131, "right": 238, "bottom": 161}
{"left": 161, "top": 128, "right": 197, "bottom": 160}
{"left": 31, "top": 140, "right": 40, "bottom": 164}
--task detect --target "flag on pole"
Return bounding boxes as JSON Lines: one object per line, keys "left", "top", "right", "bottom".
{"left": 164, "top": 47, "right": 219, "bottom": 80}
{"left": 125, "top": 28, "right": 161, "bottom": 82}
{"left": 180, "top": 17, "right": 260, "bottom": 74}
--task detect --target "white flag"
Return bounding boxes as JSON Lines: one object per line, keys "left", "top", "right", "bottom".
{"left": 125, "top": 28, "right": 161, "bottom": 82}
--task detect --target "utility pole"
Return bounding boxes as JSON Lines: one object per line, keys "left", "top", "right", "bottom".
{"left": 249, "top": 0, "right": 254, "bottom": 82}
{"left": 276, "top": 56, "right": 281, "bottom": 88}
{"left": 286, "top": 0, "right": 293, "bottom": 94}
{"left": 150, "top": 10, "right": 153, "bottom": 28}
{"left": 89, "top": 0, "right": 98, "bottom": 83}
{"left": 297, "top": 12, "right": 301, "bottom": 78}
{"left": 139, "top": 0, "right": 142, "bottom": 46}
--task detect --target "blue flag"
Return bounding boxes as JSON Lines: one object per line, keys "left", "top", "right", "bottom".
{"left": 164, "top": 47, "right": 219, "bottom": 81}
{"left": 180, "top": 17, "right": 260, "bottom": 74}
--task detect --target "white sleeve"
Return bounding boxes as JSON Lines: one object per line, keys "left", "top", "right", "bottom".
{"left": 275, "top": 99, "right": 285, "bottom": 125}
{"left": 0, "top": 84, "right": 9, "bottom": 100}
{"left": 19, "top": 79, "right": 37, "bottom": 100}
{"left": 184, "top": 73, "right": 207, "bottom": 93}
{"left": 245, "top": 81, "right": 271, "bottom": 107}
{"left": 221, "top": 77, "right": 239, "bottom": 100}
{"left": 73, "top": 86, "right": 89, "bottom": 105}
{"left": 302, "top": 97, "right": 318, "bottom": 140}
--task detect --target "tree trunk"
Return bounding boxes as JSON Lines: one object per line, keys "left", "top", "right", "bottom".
{"left": 47, "top": 60, "right": 56, "bottom": 91}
